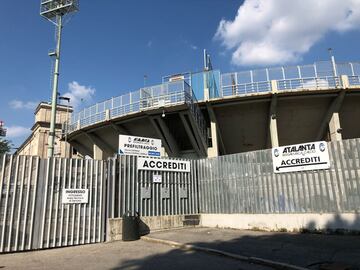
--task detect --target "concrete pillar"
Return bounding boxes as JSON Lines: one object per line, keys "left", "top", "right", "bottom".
{"left": 207, "top": 121, "right": 219, "bottom": 157}
{"left": 270, "top": 116, "right": 279, "bottom": 147}
{"left": 105, "top": 109, "right": 110, "bottom": 121}
{"left": 93, "top": 144, "right": 104, "bottom": 160}
{"left": 271, "top": 80, "right": 278, "bottom": 93}
{"left": 341, "top": 75, "right": 349, "bottom": 88}
{"left": 329, "top": 112, "right": 342, "bottom": 141}
{"left": 204, "top": 88, "right": 210, "bottom": 101}
{"left": 269, "top": 94, "right": 279, "bottom": 148}
{"left": 161, "top": 147, "right": 168, "bottom": 157}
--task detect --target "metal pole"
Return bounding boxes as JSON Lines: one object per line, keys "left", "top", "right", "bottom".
{"left": 65, "top": 100, "right": 69, "bottom": 157}
{"left": 47, "top": 14, "right": 63, "bottom": 157}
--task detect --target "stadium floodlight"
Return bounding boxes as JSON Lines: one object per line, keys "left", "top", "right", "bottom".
{"left": 40, "top": 0, "right": 79, "bottom": 157}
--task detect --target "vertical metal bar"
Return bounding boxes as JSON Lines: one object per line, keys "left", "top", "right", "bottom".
{"left": 335, "top": 141, "right": 350, "bottom": 211}
{"left": 123, "top": 156, "right": 127, "bottom": 215}
{"left": 21, "top": 156, "right": 33, "bottom": 250}
{"left": 70, "top": 159, "right": 78, "bottom": 245}
{"left": 81, "top": 159, "right": 88, "bottom": 244}
{"left": 314, "top": 63, "right": 318, "bottom": 77}
{"left": 98, "top": 161, "right": 103, "bottom": 242}
{"left": 76, "top": 159, "right": 83, "bottom": 245}
{"left": 39, "top": 157, "right": 50, "bottom": 249}
{"left": 92, "top": 160, "right": 98, "bottom": 243}
{"left": 59, "top": 158, "right": 67, "bottom": 246}
{"left": 135, "top": 156, "right": 139, "bottom": 215}
{"left": 117, "top": 157, "right": 121, "bottom": 218}
{"left": 14, "top": 156, "right": 26, "bottom": 251}
{"left": 65, "top": 159, "right": 73, "bottom": 246}
{"left": 170, "top": 167, "right": 175, "bottom": 215}
{"left": 52, "top": 158, "right": 62, "bottom": 247}
{"left": 343, "top": 140, "right": 356, "bottom": 210}
{"left": 350, "top": 62, "right": 355, "bottom": 76}
{"left": 46, "top": 157, "right": 56, "bottom": 248}
{"left": 351, "top": 140, "right": 360, "bottom": 208}
{"left": 87, "top": 160, "right": 93, "bottom": 243}
{"left": 28, "top": 157, "right": 39, "bottom": 250}
{"left": 125, "top": 156, "right": 132, "bottom": 215}
{"left": 131, "top": 156, "right": 135, "bottom": 215}
{"left": 6, "top": 156, "right": 19, "bottom": 251}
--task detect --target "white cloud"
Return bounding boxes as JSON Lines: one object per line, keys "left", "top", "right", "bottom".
{"left": 215, "top": 0, "right": 360, "bottom": 66}
{"left": 9, "top": 100, "right": 38, "bottom": 110}
{"left": 190, "top": 44, "right": 198, "bottom": 50}
{"left": 147, "top": 40, "right": 153, "bottom": 48}
{"left": 5, "top": 126, "right": 31, "bottom": 139}
{"left": 61, "top": 81, "right": 95, "bottom": 109}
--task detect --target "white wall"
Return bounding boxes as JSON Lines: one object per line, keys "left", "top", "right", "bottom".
{"left": 201, "top": 213, "right": 360, "bottom": 232}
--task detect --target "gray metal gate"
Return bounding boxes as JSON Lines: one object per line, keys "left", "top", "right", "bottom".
{"left": 0, "top": 155, "right": 106, "bottom": 253}
{"left": 107, "top": 155, "right": 199, "bottom": 218}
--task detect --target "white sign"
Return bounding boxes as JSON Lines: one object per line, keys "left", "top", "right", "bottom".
{"left": 137, "top": 157, "right": 191, "bottom": 172}
{"left": 153, "top": 174, "right": 162, "bottom": 183}
{"left": 272, "top": 141, "right": 330, "bottom": 173}
{"left": 119, "top": 135, "right": 161, "bottom": 157}
{"left": 62, "top": 189, "right": 89, "bottom": 204}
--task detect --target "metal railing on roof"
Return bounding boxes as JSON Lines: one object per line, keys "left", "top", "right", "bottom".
{"left": 66, "top": 80, "right": 208, "bottom": 143}
{"left": 66, "top": 61, "right": 360, "bottom": 138}
{"left": 220, "top": 61, "right": 360, "bottom": 97}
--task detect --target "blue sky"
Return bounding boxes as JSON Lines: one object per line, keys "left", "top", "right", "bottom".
{"left": 1, "top": 0, "right": 360, "bottom": 148}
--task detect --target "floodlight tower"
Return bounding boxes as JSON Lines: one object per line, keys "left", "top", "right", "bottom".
{"left": 40, "top": 0, "right": 79, "bottom": 157}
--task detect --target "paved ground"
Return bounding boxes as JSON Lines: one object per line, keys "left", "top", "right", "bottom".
{"left": 0, "top": 238, "right": 272, "bottom": 270}
{"left": 148, "top": 227, "right": 360, "bottom": 269}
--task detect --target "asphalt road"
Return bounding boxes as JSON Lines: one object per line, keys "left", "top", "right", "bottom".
{"left": 148, "top": 227, "right": 360, "bottom": 269}
{"left": 0, "top": 238, "right": 272, "bottom": 270}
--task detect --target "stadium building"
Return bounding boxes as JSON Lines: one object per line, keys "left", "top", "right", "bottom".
{"left": 64, "top": 57, "right": 360, "bottom": 159}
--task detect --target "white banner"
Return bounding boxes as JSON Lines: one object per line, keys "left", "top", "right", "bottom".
{"left": 119, "top": 135, "right": 161, "bottom": 157}
{"left": 272, "top": 141, "right": 330, "bottom": 173}
{"left": 62, "top": 189, "right": 89, "bottom": 204}
{"left": 137, "top": 157, "right": 191, "bottom": 172}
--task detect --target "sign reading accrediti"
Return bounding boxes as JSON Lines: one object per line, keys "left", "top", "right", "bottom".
{"left": 137, "top": 157, "right": 190, "bottom": 172}
{"left": 272, "top": 141, "right": 330, "bottom": 173}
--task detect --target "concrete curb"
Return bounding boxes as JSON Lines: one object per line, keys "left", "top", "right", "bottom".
{"left": 141, "top": 236, "right": 309, "bottom": 270}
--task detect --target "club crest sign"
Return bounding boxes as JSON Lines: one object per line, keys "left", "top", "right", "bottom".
{"left": 272, "top": 141, "right": 330, "bottom": 173}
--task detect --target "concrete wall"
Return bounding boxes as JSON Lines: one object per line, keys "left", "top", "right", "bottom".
{"left": 107, "top": 215, "right": 187, "bottom": 241}
{"left": 201, "top": 213, "right": 360, "bottom": 232}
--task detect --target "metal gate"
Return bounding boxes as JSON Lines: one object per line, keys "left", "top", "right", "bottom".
{"left": 107, "top": 155, "right": 199, "bottom": 218}
{"left": 0, "top": 155, "right": 106, "bottom": 253}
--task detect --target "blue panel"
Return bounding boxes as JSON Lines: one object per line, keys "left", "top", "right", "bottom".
{"left": 190, "top": 72, "right": 205, "bottom": 101}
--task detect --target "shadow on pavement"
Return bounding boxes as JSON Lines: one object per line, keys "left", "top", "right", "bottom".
{"left": 111, "top": 213, "right": 360, "bottom": 270}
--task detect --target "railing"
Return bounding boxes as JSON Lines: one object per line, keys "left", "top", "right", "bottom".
{"left": 67, "top": 61, "right": 360, "bottom": 136}
{"left": 277, "top": 76, "right": 341, "bottom": 91}
{"left": 221, "top": 61, "right": 360, "bottom": 97}
{"left": 67, "top": 80, "right": 208, "bottom": 143}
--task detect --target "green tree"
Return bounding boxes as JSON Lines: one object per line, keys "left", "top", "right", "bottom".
{"left": 0, "top": 139, "right": 13, "bottom": 155}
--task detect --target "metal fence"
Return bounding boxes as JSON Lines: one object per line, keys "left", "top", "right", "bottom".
{"left": 107, "top": 155, "right": 199, "bottom": 218}
{"left": 197, "top": 138, "right": 360, "bottom": 214}
{"left": 2, "top": 138, "right": 360, "bottom": 253}
{"left": 221, "top": 61, "right": 360, "bottom": 96}
{"left": 0, "top": 156, "right": 106, "bottom": 253}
